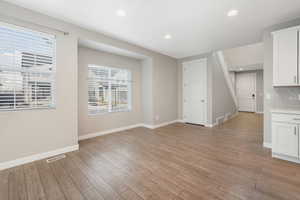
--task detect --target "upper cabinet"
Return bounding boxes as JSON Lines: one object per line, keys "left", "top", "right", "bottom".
{"left": 272, "top": 26, "right": 300, "bottom": 86}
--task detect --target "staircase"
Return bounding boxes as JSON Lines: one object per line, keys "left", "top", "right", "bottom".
{"left": 213, "top": 51, "right": 238, "bottom": 108}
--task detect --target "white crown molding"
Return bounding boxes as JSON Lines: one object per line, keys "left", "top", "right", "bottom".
{"left": 0, "top": 145, "right": 79, "bottom": 171}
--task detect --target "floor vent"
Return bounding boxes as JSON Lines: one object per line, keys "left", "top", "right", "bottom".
{"left": 46, "top": 154, "right": 66, "bottom": 163}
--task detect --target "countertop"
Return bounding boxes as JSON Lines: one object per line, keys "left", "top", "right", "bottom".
{"left": 271, "top": 109, "right": 300, "bottom": 115}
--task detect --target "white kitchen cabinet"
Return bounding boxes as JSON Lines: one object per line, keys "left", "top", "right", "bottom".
{"left": 271, "top": 110, "right": 300, "bottom": 164}
{"left": 272, "top": 122, "right": 298, "bottom": 157}
{"left": 272, "top": 26, "right": 300, "bottom": 86}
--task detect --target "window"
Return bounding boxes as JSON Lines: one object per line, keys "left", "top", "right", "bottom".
{"left": 88, "top": 65, "right": 132, "bottom": 115}
{"left": 0, "top": 22, "right": 56, "bottom": 111}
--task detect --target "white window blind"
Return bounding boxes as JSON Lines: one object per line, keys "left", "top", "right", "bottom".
{"left": 88, "top": 65, "right": 132, "bottom": 115}
{"left": 0, "top": 22, "right": 56, "bottom": 111}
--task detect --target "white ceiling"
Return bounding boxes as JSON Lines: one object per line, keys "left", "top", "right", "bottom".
{"left": 5, "top": 0, "right": 300, "bottom": 58}
{"left": 79, "top": 39, "right": 149, "bottom": 60}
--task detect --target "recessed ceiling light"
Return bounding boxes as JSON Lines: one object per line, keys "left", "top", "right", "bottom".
{"left": 164, "top": 34, "right": 172, "bottom": 39}
{"left": 227, "top": 9, "right": 239, "bottom": 17}
{"left": 116, "top": 9, "right": 126, "bottom": 17}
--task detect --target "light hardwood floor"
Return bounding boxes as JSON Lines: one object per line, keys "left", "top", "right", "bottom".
{"left": 1, "top": 112, "right": 300, "bottom": 200}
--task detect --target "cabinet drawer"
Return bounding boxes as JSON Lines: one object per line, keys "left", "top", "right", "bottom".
{"left": 272, "top": 113, "right": 300, "bottom": 123}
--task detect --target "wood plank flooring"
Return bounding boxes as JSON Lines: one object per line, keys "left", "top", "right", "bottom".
{"left": 2, "top": 112, "right": 300, "bottom": 200}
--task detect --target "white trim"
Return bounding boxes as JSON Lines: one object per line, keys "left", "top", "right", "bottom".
{"left": 143, "top": 120, "right": 181, "bottom": 129}
{"left": 78, "top": 123, "right": 144, "bottom": 141}
{"left": 256, "top": 111, "right": 264, "bottom": 114}
{"left": 272, "top": 153, "right": 300, "bottom": 164}
{"left": 271, "top": 25, "right": 300, "bottom": 36}
{"left": 263, "top": 142, "right": 272, "bottom": 149}
{"left": 177, "top": 119, "right": 185, "bottom": 123}
{"left": 0, "top": 145, "right": 79, "bottom": 171}
{"left": 216, "top": 115, "right": 225, "bottom": 125}
{"left": 182, "top": 58, "right": 208, "bottom": 126}
{"left": 205, "top": 123, "right": 216, "bottom": 128}
{"left": 182, "top": 58, "right": 207, "bottom": 65}
{"left": 213, "top": 111, "right": 239, "bottom": 126}
{"left": 79, "top": 120, "right": 184, "bottom": 141}
{"left": 230, "top": 111, "right": 239, "bottom": 119}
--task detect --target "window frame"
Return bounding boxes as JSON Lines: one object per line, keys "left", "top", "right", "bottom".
{"left": 0, "top": 22, "right": 56, "bottom": 112}
{"left": 87, "top": 65, "right": 132, "bottom": 116}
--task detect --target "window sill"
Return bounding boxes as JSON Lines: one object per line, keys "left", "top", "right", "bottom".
{"left": 88, "top": 109, "right": 132, "bottom": 116}
{"left": 0, "top": 106, "right": 56, "bottom": 113}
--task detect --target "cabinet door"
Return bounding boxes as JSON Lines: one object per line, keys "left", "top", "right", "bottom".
{"left": 273, "top": 29, "right": 298, "bottom": 86}
{"left": 272, "top": 122, "right": 299, "bottom": 158}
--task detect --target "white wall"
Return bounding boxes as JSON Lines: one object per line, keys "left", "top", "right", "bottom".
{"left": 223, "top": 43, "right": 264, "bottom": 71}
{"left": 0, "top": 1, "right": 178, "bottom": 165}
{"left": 0, "top": 31, "right": 78, "bottom": 163}
{"left": 256, "top": 70, "right": 264, "bottom": 113}
{"left": 78, "top": 47, "right": 143, "bottom": 136}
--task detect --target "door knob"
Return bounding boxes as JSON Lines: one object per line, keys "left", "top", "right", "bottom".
{"left": 201, "top": 99, "right": 205, "bottom": 102}
{"left": 252, "top": 94, "right": 255, "bottom": 99}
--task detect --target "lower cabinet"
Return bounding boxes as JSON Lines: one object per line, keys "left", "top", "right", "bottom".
{"left": 271, "top": 112, "right": 300, "bottom": 163}
{"left": 272, "top": 122, "right": 299, "bottom": 157}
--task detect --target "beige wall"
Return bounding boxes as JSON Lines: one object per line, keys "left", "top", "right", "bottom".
{"left": 153, "top": 56, "right": 178, "bottom": 124}
{"left": 78, "top": 47, "right": 142, "bottom": 135}
{"left": 256, "top": 70, "right": 264, "bottom": 113}
{"left": 0, "top": 1, "right": 178, "bottom": 164}
{"left": 223, "top": 43, "right": 264, "bottom": 71}
{"left": 141, "top": 58, "right": 154, "bottom": 125}
{"left": 0, "top": 32, "right": 78, "bottom": 163}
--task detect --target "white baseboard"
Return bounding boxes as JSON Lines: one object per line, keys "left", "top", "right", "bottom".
{"left": 79, "top": 119, "right": 183, "bottom": 141}
{"left": 256, "top": 111, "right": 264, "bottom": 114}
{"left": 0, "top": 145, "right": 79, "bottom": 171}
{"left": 147, "top": 120, "right": 181, "bottom": 129}
{"left": 272, "top": 153, "right": 300, "bottom": 164}
{"left": 205, "top": 123, "right": 215, "bottom": 128}
{"left": 263, "top": 142, "right": 272, "bottom": 149}
{"left": 231, "top": 111, "right": 239, "bottom": 119}
{"left": 176, "top": 119, "right": 185, "bottom": 123}
{"left": 78, "top": 123, "right": 144, "bottom": 141}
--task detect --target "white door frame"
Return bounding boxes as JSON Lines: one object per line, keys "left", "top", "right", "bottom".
{"left": 182, "top": 58, "right": 208, "bottom": 125}
{"left": 236, "top": 71, "right": 257, "bottom": 112}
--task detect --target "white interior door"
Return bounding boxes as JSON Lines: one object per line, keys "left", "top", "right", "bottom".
{"left": 183, "top": 59, "right": 207, "bottom": 125}
{"left": 236, "top": 72, "right": 256, "bottom": 112}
